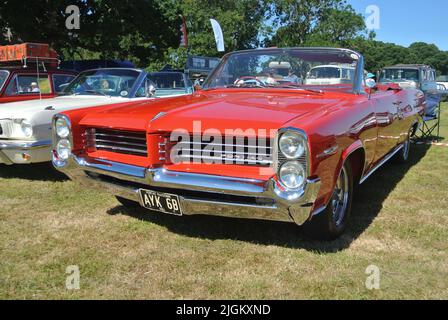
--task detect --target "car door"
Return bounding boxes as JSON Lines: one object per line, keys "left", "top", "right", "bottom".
{"left": 370, "top": 89, "right": 402, "bottom": 163}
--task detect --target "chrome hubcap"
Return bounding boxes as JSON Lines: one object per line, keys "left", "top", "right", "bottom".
{"left": 331, "top": 166, "right": 349, "bottom": 227}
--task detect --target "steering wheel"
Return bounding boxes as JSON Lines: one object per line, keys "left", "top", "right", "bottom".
{"left": 233, "top": 76, "right": 265, "bottom": 87}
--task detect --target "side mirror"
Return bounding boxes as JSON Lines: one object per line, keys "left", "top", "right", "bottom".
{"left": 145, "top": 80, "right": 156, "bottom": 97}
{"left": 366, "top": 78, "right": 377, "bottom": 99}
{"left": 366, "top": 78, "right": 376, "bottom": 89}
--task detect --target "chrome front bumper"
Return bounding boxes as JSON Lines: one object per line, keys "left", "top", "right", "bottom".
{"left": 0, "top": 140, "right": 52, "bottom": 165}
{"left": 56, "top": 155, "right": 322, "bottom": 225}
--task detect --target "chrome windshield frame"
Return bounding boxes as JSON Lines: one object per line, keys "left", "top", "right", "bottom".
{"left": 60, "top": 68, "right": 144, "bottom": 98}
{"left": 202, "top": 47, "right": 365, "bottom": 95}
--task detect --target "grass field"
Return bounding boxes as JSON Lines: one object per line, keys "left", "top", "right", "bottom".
{"left": 1, "top": 105, "right": 447, "bottom": 299}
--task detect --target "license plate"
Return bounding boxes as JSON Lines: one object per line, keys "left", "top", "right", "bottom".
{"left": 138, "top": 189, "right": 183, "bottom": 216}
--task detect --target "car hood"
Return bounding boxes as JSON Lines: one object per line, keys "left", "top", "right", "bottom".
{"left": 0, "top": 95, "right": 133, "bottom": 120}
{"left": 79, "top": 89, "right": 346, "bottom": 134}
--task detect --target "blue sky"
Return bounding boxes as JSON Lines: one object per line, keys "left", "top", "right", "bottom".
{"left": 348, "top": 0, "right": 448, "bottom": 50}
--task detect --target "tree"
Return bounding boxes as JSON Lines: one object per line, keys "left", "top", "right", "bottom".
{"left": 265, "top": 0, "right": 367, "bottom": 47}
{"left": 144, "top": 0, "right": 267, "bottom": 70}
{"left": 0, "top": 0, "right": 181, "bottom": 66}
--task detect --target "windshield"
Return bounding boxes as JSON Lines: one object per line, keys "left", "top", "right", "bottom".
{"left": 150, "top": 72, "right": 186, "bottom": 89}
{"left": 203, "top": 48, "right": 360, "bottom": 92}
{"left": 379, "top": 69, "right": 419, "bottom": 83}
{"left": 62, "top": 69, "right": 141, "bottom": 97}
{"left": 0, "top": 70, "right": 9, "bottom": 91}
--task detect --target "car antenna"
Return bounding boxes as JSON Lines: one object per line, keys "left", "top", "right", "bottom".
{"left": 36, "top": 57, "right": 42, "bottom": 100}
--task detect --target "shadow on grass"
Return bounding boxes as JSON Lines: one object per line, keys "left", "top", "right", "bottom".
{"left": 0, "top": 162, "right": 68, "bottom": 182}
{"left": 108, "top": 144, "right": 430, "bottom": 252}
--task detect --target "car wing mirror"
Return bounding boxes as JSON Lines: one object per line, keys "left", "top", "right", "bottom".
{"left": 366, "top": 78, "right": 377, "bottom": 99}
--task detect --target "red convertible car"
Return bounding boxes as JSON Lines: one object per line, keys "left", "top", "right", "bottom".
{"left": 52, "top": 48, "right": 424, "bottom": 240}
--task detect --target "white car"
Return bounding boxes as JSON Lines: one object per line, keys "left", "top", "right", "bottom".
{"left": 304, "top": 65, "right": 355, "bottom": 85}
{"left": 437, "top": 75, "right": 448, "bottom": 92}
{"left": 0, "top": 68, "right": 163, "bottom": 165}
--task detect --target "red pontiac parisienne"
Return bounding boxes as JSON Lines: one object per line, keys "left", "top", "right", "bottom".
{"left": 52, "top": 48, "right": 424, "bottom": 240}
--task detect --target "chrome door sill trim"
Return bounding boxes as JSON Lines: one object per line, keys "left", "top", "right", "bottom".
{"left": 359, "top": 144, "right": 404, "bottom": 184}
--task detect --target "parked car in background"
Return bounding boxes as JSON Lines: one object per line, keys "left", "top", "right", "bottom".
{"left": 0, "top": 43, "right": 78, "bottom": 104}
{"left": 304, "top": 64, "right": 355, "bottom": 85}
{"left": 52, "top": 48, "right": 424, "bottom": 240}
{"left": 0, "top": 68, "right": 160, "bottom": 165}
{"left": 149, "top": 71, "right": 194, "bottom": 97}
{"left": 379, "top": 64, "right": 440, "bottom": 117}
{"left": 436, "top": 75, "right": 448, "bottom": 91}
{"left": 0, "top": 66, "right": 77, "bottom": 104}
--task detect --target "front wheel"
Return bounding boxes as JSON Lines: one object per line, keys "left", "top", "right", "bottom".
{"left": 302, "top": 161, "right": 354, "bottom": 241}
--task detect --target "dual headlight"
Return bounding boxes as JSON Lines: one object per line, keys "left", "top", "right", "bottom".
{"left": 4, "top": 119, "right": 34, "bottom": 138}
{"left": 53, "top": 116, "right": 71, "bottom": 161}
{"left": 277, "top": 130, "right": 307, "bottom": 190}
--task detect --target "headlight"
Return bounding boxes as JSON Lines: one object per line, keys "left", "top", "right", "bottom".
{"left": 56, "top": 139, "right": 71, "bottom": 160}
{"left": 20, "top": 120, "right": 33, "bottom": 138}
{"left": 279, "top": 131, "right": 306, "bottom": 159}
{"left": 55, "top": 117, "right": 70, "bottom": 138}
{"left": 279, "top": 161, "right": 306, "bottom": 190}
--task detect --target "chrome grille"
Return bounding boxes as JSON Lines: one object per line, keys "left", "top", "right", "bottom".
{"left": 90, "top": 128, "right": 148, "bottom": 157}
{"left": 169, "top": 136, "right": 273, "bottom": 166}
{"left": 0, "top": 120, "right": 13, "bottom": 138}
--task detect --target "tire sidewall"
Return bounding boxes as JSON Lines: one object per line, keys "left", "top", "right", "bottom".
{"left": 325, "top": 162, "right": 354, "bottom": 237}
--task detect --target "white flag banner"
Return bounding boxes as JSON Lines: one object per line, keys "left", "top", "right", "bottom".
{"left": 210, "top": 19, "right": 225, "bottom": 52}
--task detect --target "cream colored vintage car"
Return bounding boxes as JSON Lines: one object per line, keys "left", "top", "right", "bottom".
{"left": 304, "top": 64, "right": 355, "bottom": 85}
{"left": 0, "top": 68, "right": 165, "bottom": 165}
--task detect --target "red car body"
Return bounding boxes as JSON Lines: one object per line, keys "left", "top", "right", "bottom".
{"left": 52, "top": 48, "right": 425, "bottom": 240}
{"left": 0, "top": 66, "right": 77, "bottom": 103}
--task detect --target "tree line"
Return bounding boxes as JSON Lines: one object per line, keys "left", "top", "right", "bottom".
{"left": 1, "top": 0, "right": 447, "bottom": 75}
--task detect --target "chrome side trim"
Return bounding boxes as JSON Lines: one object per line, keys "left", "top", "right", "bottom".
{"left": 359, "top": 144, "right": 404, "bottom": 184}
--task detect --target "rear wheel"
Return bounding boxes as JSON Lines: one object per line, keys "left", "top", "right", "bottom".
{"left": 302, "top": 161, "right": 353, "bottom": 241}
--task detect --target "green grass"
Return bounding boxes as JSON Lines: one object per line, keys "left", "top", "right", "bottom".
{"left": 0, "top": 104, "right": 447, "bottom": 299}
